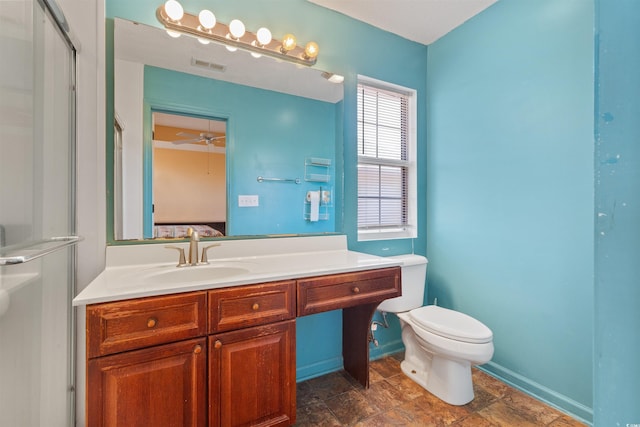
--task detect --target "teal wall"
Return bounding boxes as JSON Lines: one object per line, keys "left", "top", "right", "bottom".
{"left": 143, "top": 65, "right": 338, "bottom": 236}
{"left": 107, "top": 0, "right": 427, "bottom": 380}
{"left": 594, "top": 0, "right": 640, "bottom": 424}
{"left": 426, "top": 0, "right": 594, "bottom": 422}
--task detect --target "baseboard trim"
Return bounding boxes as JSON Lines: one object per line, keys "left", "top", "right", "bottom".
{"left": 480, "top": 361, "right": 593, "bottom": 425}
{"left": 296, "top": 340, "right": 405, "bottom": 382}
{"left": 369, "top": 339, "right": 405, "bottom": 360}
{"left": 296, "top": 356, "right": 344, "bottom": 382}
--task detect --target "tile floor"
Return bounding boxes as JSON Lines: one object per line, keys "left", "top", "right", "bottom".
{"left": 294, "top": 353, "right": 587, "bottom": 426}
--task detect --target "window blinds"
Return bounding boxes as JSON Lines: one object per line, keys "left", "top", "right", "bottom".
{"left": 357, "top": 83, "right": 409, "bottom": 230}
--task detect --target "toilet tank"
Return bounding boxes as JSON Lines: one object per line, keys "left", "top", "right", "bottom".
{"left": 377, "top": 254, "right": 428, "bottom": 313}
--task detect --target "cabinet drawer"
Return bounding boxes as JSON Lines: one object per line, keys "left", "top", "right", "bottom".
{"left": 297, "top": 267, "right": 401, "bottom": 316}
{"left": 87, "top": 292, "right": 207, "bottom": 358}
{"left": 209, "top": 281, "right": 295, "bottom": 333}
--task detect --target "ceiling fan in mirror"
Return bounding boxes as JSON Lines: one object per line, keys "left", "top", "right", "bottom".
{"left": 172, "top": 131, "right": 226, "bottom": 147}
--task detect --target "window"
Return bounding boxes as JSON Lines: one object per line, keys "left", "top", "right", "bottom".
{"left": 357, "top": 76, "right": 417, "bottom": 241}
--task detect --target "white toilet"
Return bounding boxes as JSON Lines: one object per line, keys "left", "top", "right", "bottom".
{"left": 378, "top": 254, "right": 494, "bottom": 406}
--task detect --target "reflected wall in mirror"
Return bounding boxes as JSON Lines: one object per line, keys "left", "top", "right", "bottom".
{"left": 111, "top": 17, "right": 344, "bottom": 242}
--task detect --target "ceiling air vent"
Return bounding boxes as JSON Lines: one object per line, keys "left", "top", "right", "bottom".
{"left": 191, "top": 57, "right": 226, "bottom": 73}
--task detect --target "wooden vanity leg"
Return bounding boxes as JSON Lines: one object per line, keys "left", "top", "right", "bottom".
{"left": 342, "top": 302, "right": 378, "bottom": 388}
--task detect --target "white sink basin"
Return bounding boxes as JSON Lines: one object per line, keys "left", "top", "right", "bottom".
{"left": 145, "top": 264, "right": 251, "bottom": 284}
{"left": 110, "top": 261, "right": 255, "bottom": 289}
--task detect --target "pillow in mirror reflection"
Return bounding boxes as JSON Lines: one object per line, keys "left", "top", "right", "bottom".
{"left": 154, "top": 225, "right": 224, "bottom": 238}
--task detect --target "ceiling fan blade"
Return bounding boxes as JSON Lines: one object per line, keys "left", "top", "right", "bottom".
{"left": 176, "top": 131, "right": 200, "bottom": 138}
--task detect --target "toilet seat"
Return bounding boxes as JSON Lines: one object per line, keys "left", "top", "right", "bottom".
{"left": 409, "top": 305, "right": 492, "bottom": 344}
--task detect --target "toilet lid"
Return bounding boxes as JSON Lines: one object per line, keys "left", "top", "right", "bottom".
{"left": 409, "top": 305, "right": 493, "bottom": 344}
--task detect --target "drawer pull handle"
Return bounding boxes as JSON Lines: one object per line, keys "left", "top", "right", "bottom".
{"left": 214, "top": 340, "right": 222, "bottom": 349}
{"left": 194, "top": 345, "right": 202, "bottom": 354}
{"left": 147, "top": 318, "right": 157, "bottom": 328}
{"left": 352, "top": 286, "right": 360, "bottom": 294}
{"left": 252, "top": 303, "right": 260, "bottom": 311}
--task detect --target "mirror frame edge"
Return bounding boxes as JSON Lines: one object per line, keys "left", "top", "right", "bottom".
{"left": 106, "top": 18, "right": 116, "bottom": 245}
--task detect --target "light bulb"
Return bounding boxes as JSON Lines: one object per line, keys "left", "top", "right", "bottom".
{"left": 166, "top": 29, "right": 181, "bottom": 38}
{"left": 304, "top": 41, "right": 319, "bottom": 59}
{"left": 256, "top": 27, "right": 272, "bottom": 46}
{"left": 164, "top": 0, "right": 183, "bottom": 21}
{"left": 225, "top": 45, "right": 238, "bottom": 52}
{"left": 229, "top": 19, "right": 245, "bottom": 39}
{"left": 198, "top": 37, "right": 210, "bottom": 45}
{"left": 198, "top": 9, "right": 216, "bottom": 30}
{"left": 281, "top": 34, "right": 296, "bottom": 52}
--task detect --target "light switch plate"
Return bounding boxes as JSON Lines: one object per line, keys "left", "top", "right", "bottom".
{"left": 238, "top": 195, "right": 259, "bottom": 207}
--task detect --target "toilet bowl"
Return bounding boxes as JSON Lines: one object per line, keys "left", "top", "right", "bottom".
{"left": 377, "top": 255, "right": 494, "bottom": 406}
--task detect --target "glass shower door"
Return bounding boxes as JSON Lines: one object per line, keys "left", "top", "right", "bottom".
{"left": 0, "top": 0, "right": 77, "bottom": 425}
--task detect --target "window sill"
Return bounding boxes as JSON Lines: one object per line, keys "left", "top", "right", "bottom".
{"left": 357, "top": 228, "right": 416, "bottom": 242}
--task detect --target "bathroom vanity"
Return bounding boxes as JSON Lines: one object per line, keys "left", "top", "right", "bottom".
{"left": 75, "top": 235, "right": 401, "bottom": 426}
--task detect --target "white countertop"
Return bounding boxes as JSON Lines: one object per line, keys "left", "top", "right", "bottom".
{"left": 73, "top": 235, "right": 401, "bottom": 306}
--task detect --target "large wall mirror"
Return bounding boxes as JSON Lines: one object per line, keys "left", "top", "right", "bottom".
{"left": 112, "top": 18, "right": 344, "bottom": 242}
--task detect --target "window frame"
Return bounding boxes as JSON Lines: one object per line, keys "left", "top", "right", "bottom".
{"left": 356, "top": 75, "right": 417, "bottom": 241}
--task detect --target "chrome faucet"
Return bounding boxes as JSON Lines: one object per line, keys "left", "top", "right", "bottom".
{"left": 187, "top": 227, "right": 200, "bottom": 266}
{"left": 166, "top": 228, "right": 221, "bottom": 267}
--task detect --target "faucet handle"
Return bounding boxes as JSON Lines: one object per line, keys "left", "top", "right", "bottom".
{"left": 200, "top": 244, "right": 221, "bottom": 264}
{"left": 165, "top": 245, "right": 187, "bottom": 267}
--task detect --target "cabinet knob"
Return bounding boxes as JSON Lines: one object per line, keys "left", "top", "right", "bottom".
{"left": 352, "top": 286, "right": 360, "bottom": 294}
{"left": 147, "top": 318, "right": 157, "bottom": 328}
{"left": 193, "top": 345, "right": 202, "bottom": 354}
{"left": 214, "top": 340, "right": 222, "bottom": 349}
{"left": 252, "top": 303, "right": 260, "bottom": 311}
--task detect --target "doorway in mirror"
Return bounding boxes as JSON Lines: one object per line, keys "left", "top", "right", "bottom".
{"left": 150, "top": 112, "right": 227, "bottom": 239}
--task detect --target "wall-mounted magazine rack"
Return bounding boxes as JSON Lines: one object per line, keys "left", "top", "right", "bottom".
{"left": 304, "top": 157, "right": 331, "bottom": 183}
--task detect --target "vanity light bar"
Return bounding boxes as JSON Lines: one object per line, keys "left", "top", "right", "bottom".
{"left": 156, "top": 4, "right": 318, "bottom": 66}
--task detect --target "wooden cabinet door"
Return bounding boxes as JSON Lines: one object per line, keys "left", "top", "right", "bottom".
{"left": 88, "top": 338, "right": 207, "bottom": 427}
{"left": 209, "top": 320, "right": 296, "bottom": 427}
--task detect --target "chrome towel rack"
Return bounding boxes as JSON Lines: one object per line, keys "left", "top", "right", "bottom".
{"left": 0, "top": 236, "right": 82, "bottom": 265}
{"left": 257, "top": 176, "right": 301, "bottom": 184}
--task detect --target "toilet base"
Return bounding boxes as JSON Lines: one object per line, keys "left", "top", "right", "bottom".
{"left": 395, "top": 310, "right": 492, "bottom": 406}
{"left": 400, "top": 356, "right": 475, "bottom": 406}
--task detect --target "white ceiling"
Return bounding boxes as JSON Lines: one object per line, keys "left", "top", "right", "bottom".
{"left": 308, "top": 0, "right": 498, "bottom": 45}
